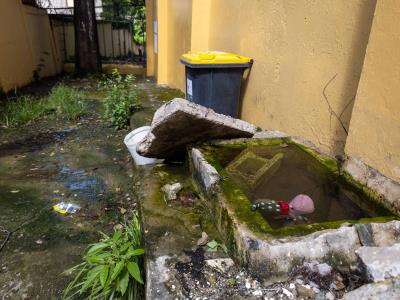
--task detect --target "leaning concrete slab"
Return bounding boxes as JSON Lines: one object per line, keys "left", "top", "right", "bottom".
{"left": 137, "top": 98, "right": 257, "bottom": 159}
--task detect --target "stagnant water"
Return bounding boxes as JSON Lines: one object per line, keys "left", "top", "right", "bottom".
{"left": 216, "top": 144, "right": 390, "bottom": 229}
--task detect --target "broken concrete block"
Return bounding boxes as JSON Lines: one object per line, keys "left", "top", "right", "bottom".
{"left": 342, "top": 278, "right": 400, "bottom": 300}
{"left": 302, "top": 261, "right": 333, "bottom": 277}
{"left": 205, "top": 258, "right": 235, "bottom": 273}
{"left": 356, "top": 243, "right": 400, "bottom": 282}
{"left": 162, "top": 183, "right": 183, "bottom": 201}
{"left": 370, "top": 221, "right": 400, "bottom": 247}
{"left": 296, "top": 285, "right": 316, "bottom": 298}
{"left": 244, "top": 225, "right": 362, "bottom": 280}
{"left": 137, "top": 98, "right": 257, "bottom": 159}
{"left": 190, "top": 148, "right": 220, "bottom": 195}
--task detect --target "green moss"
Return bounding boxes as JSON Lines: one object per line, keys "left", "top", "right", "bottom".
{"left": 287, "top": 139, "right": 339, "bottom": 174}
{"left": 220, "top": 178, "right": 272, "bottom": 234}
{"left": 210, "top": 138, "right": 285, "bottom": 149}
{"left": 339, "top": 171, "right": 397, "bottom": 216}
{"left": 268, "top": 215, "right": 397, "bottom": 237}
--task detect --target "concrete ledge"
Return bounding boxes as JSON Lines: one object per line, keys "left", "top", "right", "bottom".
{"left": 343, "top": 157, "right": 400, "bottom": 214}
{"left": 244, "top": 225, "right": 361, "bottom": 280}
{"left": 190, "top": 148, "right": 220, "bottom": 196}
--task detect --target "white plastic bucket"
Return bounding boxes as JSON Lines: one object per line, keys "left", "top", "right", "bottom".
{"left": 124, "top": 126, "right": 163, "bottom": 166}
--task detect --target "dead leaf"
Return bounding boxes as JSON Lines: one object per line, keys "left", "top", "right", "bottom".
{"left": 196, "top": 231, "right": 209, "bottom": 246}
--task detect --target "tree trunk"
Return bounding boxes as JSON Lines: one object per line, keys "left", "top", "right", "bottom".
{"left": 74, "top": 0, "right": 101, "bottom": 75}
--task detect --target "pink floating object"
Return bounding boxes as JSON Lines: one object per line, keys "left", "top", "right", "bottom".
{"left": 289, "top": 194, "right": 314, "bottom": 216}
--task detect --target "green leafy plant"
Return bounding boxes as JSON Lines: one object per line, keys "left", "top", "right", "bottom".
{"left": 206, "top": 240, "right": 228, "bottom": 253}
{"left": 101, "top": 69, "right": 141, "bottom": 129}
{"left": 227, "top": 278, "right": 237, "bottom": 286}
{"left": 101, "top": 1, "right": 146, "bottom": 45}
{"left": 62, "top": 213, "right": 144, "bottom": 300}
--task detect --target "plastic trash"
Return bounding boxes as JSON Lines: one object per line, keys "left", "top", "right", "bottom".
{"left": 124, "top": 126, "right": 164, "bottom": 166}
{"left": 252, "top": 194, "right": 315, "bottom": 218}
{"left": 289, "top": 194, "right": 315, "bottom": 216}
{"left": 53, "top": 202, "right": 81, "bottom": 214}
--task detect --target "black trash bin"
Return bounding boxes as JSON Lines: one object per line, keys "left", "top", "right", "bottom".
{"left": 180, "top": 51, "right": 252, "bottom": 118}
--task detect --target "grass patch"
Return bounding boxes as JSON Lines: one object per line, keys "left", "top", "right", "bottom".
{"left": 0, "top": 96, "right": 47, "bottom": 126}
{"left": 0, "top": 84, "right": 85, "bottom": 127}
{"left": 46, "top": 84, "right": 86, "bottom": 120}
{"left": 62, "top": 213, "right": 144, "bottom": 300}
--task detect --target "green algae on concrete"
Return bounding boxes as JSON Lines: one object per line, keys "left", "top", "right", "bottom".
{"left": 339, "top": 170, "right": 397, "bottom": 216}
{"left": 138, "top": 164, "right": 222, "bottom": 258}
{"left": 288, "top": 140, "right": 339, "bottom": 174}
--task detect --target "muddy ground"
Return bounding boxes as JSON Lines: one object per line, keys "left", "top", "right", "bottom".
{"left": 0, "top": 76, "right": 180, "bottom": 299}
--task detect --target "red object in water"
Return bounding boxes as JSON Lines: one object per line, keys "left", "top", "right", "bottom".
{"left": 278, "top": 201, "right": 290, "bottom": 215}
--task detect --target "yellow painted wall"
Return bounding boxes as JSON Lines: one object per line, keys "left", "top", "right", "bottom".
{"left": 148, "top": 0, "right": 400, "bottom": 182}
{"left": 155, "top": 0, "right": 192, "bottom": 91}
{"left": 0, "top": 1, "right": 61, "bottom": 93}
{"left": 345, "top": 0, "right": 400, "bottom": 182}
{"left": 207, "top": 0, "right": 376, "bottom": 157}
{"left": 150, "top": 0, "right": 376, "bottom": 156}
{"left": 191, "top": 0, "right": 211, "bottom": 51}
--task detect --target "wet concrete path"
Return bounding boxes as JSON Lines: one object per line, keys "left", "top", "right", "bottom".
{"left": 0, "top": 77, "right": 181, "bottom": 299}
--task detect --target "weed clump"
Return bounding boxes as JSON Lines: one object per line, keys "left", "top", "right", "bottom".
{"left": 100, "top": 69, "right": 141, "bottom": 129}
{"left": 62, "top": 213, "right": 144, "bottom": 300}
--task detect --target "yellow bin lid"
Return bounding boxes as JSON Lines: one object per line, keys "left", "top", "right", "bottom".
{"left": 181, "top": 51, "right": 252, "bottom": 65}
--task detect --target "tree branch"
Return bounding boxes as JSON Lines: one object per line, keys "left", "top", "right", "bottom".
{"left": 0, "top": 208, "right": 48, "bottom": 253}
{"left": 322, "top": 74, "right": 349, "bottom": 136}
